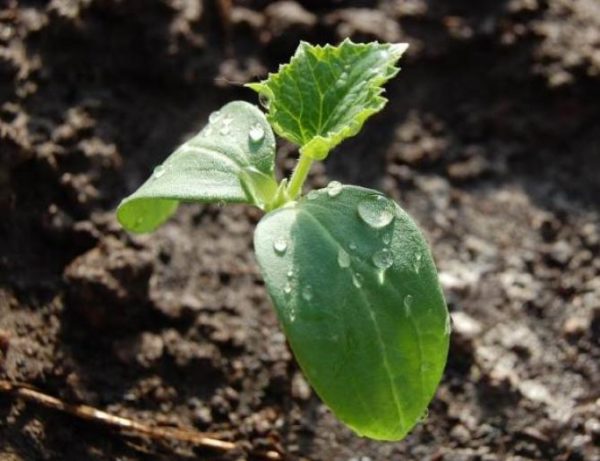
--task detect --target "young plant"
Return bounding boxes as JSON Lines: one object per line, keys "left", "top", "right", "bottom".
{"left": 117, "top": 40, "right": 450, "bottom": 441}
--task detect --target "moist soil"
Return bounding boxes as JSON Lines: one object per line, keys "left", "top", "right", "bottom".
{"left": 1, "top": 1, "right": 599, "bottom": 460}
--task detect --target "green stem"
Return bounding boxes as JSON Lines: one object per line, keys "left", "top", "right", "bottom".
{"left": 287, "top": 154, "right": 313, "bottom": 199}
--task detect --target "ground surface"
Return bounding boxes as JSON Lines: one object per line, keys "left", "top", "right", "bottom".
{"left": 1, "top": 1, "right": 599, "bottom": 460}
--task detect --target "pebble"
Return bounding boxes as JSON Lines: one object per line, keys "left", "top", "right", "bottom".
{"left": 451, "top": 312, "right": 483, "bottom": 340}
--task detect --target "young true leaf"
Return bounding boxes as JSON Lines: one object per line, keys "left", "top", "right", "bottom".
{"left": 117, "top": 101, "right": 278, "bottom": 233}
{"left": 254, "top": 185, "right": 450, "bottom": 441}
{"left": 247, "top": 40, "right": 408, "bottom": 160}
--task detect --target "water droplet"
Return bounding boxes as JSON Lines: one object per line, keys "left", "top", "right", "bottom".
{"left": 444, "top": 314, "right": 452, "bottom": 336}
{"left": 404, "top": 294, "right": 413, "bottom": 316}
{"left": 135, "top": 216, "right": 144, "bottom": 227}
{"left": 327, "top": 181, "right": 343, "bottom": 197}
{"left": 259, "top": 93, "right": 270, "bottom": 109}
{"left": 153, "top": 164, "right": 166, "bottom": 179}
{"left": 382, "top": 233, "right": 392, "bottom": 245}
{"left": 357, "top": 195, "right": 395, "bottom": 229}
{"left": 337, "top": 72, "right": 348, "bottom": 87}
{"left": 372, "top": 248, "right": 393, "bottom": 270}
{"left": 208, "top": 111, "right": 220, "bottom": 123}
{"left": 337, "top": 248, "right": 351, "bottom": 268}
{"left": 352, "top": 273, "right": 364, "bottom": 289}
{"left": 306, "top": 190, "right": 319, "bottom": 200}
{"left": 349, "top": 242, "right": 357, "bottom": 251}
{"left": 273, "top": 237, "right": 288, "bottom": 255}
{"left": 249, "top": 124, "right": 264, "bottom": 143}
{"left": 377, "top": 49, "right": 390, "bottom": 61}
{"left": 284, "top": 283, "right": 292, "bottom": 295}
{"left": 302, "top": 285, "right": 313, "bottom": 301}
{"left": 413, "top": 252, "right": 423, "bottom": 273}
{"left": 287, "top": 269, "right": 293, "bottom": 279}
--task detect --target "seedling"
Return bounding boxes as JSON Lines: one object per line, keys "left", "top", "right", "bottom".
{"left": 117, "top": 40, "right": 450, "bottom": 441}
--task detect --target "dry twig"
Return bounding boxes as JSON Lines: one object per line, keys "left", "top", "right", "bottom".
{"left": 0, "top": 380, "right": 282, "bottom": 460}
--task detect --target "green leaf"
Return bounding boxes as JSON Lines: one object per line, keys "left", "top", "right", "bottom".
{"left": 254, "top": 185, "right": 449, "bottom": 441}
{"left": 247, "top": 40, "right": 408, "bottom": 160}
{"left": 117, "top": 101, "right": 278, "bottom": 233}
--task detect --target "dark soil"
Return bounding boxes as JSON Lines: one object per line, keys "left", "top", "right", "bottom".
{"left": 1, "top": 1, "right": 599, "bottom": 460}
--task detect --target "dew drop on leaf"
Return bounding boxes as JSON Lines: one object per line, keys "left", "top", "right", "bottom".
{"left": 413, "top": 252, "right": 423, "bottom": 273}
{"left": 302, "top": 285, "right": 313, "bottom": 301}
{"left": 357, "top": 195, "right": 395, "bottom": 229}
{"left": 377, "top": 49, "right": 390, "bottom": 61}
{"left": 287, "top": 269, "right": 294, "bottom": 279}
{"left": 307, "top": 190, "right": 319, "bottom": 200}
{"left": 284, "top": 282, "right": 292, "bottom": 295}
{"left": 382, "top": 232, "right": 392, "bottom": 245}
{"left": 372, "top": 248, "right": 393, "bottom": 270}
{"left": 337, "top": 248, "right": 351, "bottom": 268}
{"left": 327, "top": 181, "right": 343, "bottom": 197}
{"left": 403, "top": 294, "right": 413, "bottom": 315}
{"left": 259, "top": 93, "right": 270, "bottom": 109}
{"left": 249, "top": 124, "right": 265, "bottom": 143}
{"left": 273, "top": 237, "right": 288, "bottom": 255}
{"left": 352, "top": 272, "right": 364, "bottom": 289}
{"left": 349, "top": 242, "right": 357, "bottom": 251}
{"left": 153, "top": 165, "right": 166, "bottom": 179}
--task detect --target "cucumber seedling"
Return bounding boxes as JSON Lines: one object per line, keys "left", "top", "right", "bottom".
{"left": 117, "top": 40, "right": 450, "bottom": 441}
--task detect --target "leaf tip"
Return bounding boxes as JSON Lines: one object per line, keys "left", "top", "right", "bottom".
{"left": 389, "top": 42, "right": 410, "bottom": 58}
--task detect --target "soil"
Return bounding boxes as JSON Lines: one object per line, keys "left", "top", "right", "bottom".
{"left": 1, "top": 1, "right": 599, "bottom": 460}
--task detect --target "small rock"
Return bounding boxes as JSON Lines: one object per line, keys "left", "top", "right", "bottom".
{"left": 546, "top": 240, "right": 574, "bottom": 266}
{"left": 563, "top": 316, "right": 589, "bottom": 337}
{"left": 137, "top": 332, "right": 164, "bottom": 367}
{"left": 324, "top": 8, "right": 402, "bottom": 42}
{"left": 451, "top": 312, "right": 483, "bottom": 340}
{"left": 447, "top": 154, "right": 489, "bottom": 182}
{"left": 450, "top": 423, "right": 471, "bottom": 444}
{"left": 264, "top": 1, "right": 317, "bottom": 39}
{"left": 519, "top": 380, "right": 552, "bottom": 404}
{"left": 291, "top": 371, "right": 311, "bottom": 401}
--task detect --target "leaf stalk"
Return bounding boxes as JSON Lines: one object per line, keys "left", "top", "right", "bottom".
{"left": 286, "top": 154, "right": 314, "bottom": 199}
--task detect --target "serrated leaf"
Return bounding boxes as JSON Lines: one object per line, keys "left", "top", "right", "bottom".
{"left": 247, "top": 40, "right": 408, "bottom": 160}
{"left": 254, "top": 185, "right": 449, "bottom": 440}
{"left": 117, "top": 101, "right": 278, "bottom": 233}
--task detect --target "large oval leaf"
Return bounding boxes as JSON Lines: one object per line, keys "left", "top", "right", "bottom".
{"left": 254, "top": 185, "right": 450, "bottom": 440}
{"left": 117, "top": 101, "right": 277, "bottom": 233}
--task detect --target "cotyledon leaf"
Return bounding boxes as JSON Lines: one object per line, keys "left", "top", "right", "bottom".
{"left": 254, "top": 184, "right": 450, "bottom": 441}
{"left": 246, "top": 40, "right": 408, "bottom": 160}
{"left": 117, "top": 101, "right": 278, "bottom": 233}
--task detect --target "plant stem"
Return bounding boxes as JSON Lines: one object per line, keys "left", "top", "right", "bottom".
{"left": 287, "top": 154, "right": 313, "bottom": 199}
